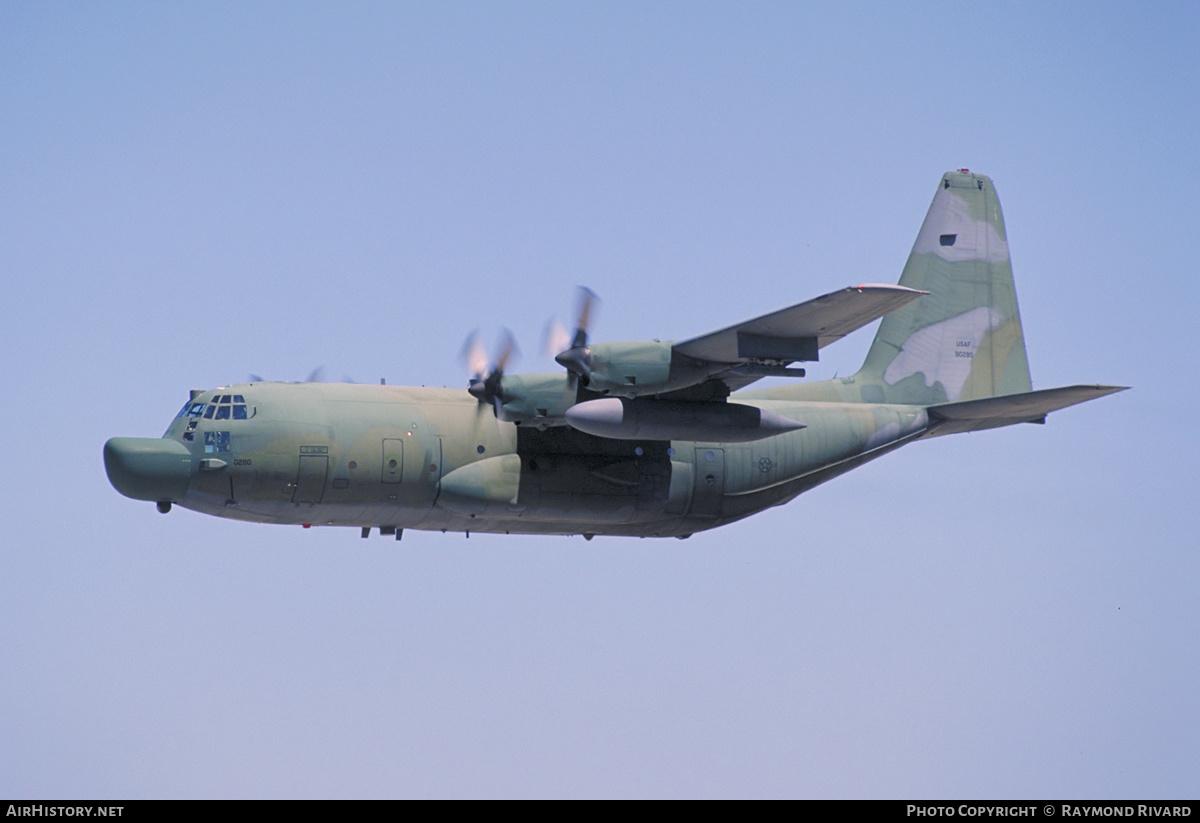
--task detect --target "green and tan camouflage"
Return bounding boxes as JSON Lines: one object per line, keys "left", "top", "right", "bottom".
{"left": 105, "top": 171, "right": 1126, "bottom": 539}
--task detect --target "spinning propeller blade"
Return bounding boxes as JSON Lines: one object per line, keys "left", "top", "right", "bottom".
{"left": 463, "top": 328, "right": 519, "bottom": 409}
{"left": 551, "top": 287, "right": 600, "bottom": 385}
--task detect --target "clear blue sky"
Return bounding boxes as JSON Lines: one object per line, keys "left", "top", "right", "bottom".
{"left": 2, "top": 1, "right": 1196, "bottom": 798}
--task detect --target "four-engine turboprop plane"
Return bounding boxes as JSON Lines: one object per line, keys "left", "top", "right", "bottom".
{"left": 105, "top": 170, "right": 1126, "bottom": 539}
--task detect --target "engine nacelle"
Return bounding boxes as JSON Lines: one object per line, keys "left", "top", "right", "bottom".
{"left": 492, "top": 372, "right": 577, "bottom": 427}
{"left": 583, "top": 340, "right": 720, "bottom": 398}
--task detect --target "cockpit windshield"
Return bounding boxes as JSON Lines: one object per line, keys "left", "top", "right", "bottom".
{"left": 175, "top": 394, "right": 249, "bottom": 420}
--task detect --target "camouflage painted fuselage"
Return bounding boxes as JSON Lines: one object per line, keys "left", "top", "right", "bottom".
{"left": 149, "top": 380, "right": 928, "bottom": 538}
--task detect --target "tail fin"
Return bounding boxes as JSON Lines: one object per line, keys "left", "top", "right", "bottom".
{"left": 855, "top": 170, "right": 1032, "bottom": 405}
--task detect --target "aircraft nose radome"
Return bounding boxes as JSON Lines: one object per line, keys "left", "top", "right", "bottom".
{"left": 104, "top": 437, "right": 193, "bottom": 502}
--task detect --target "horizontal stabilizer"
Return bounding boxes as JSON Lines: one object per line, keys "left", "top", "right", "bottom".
{"left": 925, "top": 384, "right": 1128, "bottom": 436}
{"left": 674, "top": 284, "right": 925, "bottom": 364}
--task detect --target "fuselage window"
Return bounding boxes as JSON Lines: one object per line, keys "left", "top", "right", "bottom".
{"left": 204, "top": 431, "right": 231, "bottom": 453}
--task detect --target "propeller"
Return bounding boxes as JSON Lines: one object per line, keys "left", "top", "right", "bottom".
{"left": 543, "top": 317, "right": 571, "bottom": 361}
{"left": 548, "top": 287, "right": 599, "bottom": 386}
{"left": 462, "top": 328, "right": 519, "bottom": 415}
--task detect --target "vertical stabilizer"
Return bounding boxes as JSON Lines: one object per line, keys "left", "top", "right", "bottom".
{"left": 855, "top": 170, "right": 1032, "bottom": 405}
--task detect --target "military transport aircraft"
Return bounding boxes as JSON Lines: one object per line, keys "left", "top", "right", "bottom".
{"left": 105, "top": 170, "right": 1125, "bottom": 540}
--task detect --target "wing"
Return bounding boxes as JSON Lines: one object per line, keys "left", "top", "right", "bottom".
{"left": 672, "top": 284, "right": 925, "bottom": 391}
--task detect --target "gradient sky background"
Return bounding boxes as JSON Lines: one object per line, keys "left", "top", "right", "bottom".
{"left": 2, "top": 1, "right": 1197, "bottom": 799}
